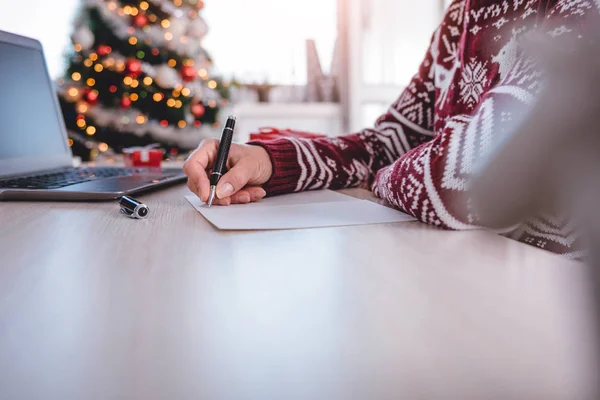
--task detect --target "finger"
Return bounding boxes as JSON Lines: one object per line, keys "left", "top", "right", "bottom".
{"left": 216, "top": 159, "right": 255, "bottom": 200}
{"left": 184, "top": 139, "right": 217, "bottom": 174}
{"left": 187, "top": 170, "right": 210, "bottom": 203}
{"left": 183, "top": 139, "right": 218, "bottom": 202}
{"left": 245, "top": 186, "right": 267, "bottom": 201}
{"left": 212, "top": 197, "right": 232, "bottom": 206}
{"left": 187, "top": 178, "right": 199, "bottom": 197}
{"left": 228, "top": 187, "right": 266, "bottom": 204}
{"left": 214, "top": 187, "right": 266, "bottom": 205}
{"left": 196, "top": 168, "right": 212, "bottom": 203}
{"left": 230, "top": 190, "right": 252, "bottom": 204}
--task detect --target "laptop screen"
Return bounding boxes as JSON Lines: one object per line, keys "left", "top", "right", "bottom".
{"left": 0, "top": 39, "right": 70, "bottom": 176}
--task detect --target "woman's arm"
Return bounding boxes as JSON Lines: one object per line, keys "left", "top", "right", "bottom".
{"left": 372, "top": 0, "right": 593, "bottom": 229}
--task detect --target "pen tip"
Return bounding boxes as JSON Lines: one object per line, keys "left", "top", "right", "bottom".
{"left": 208, "top": 186, "right": 216, "bottom": 207}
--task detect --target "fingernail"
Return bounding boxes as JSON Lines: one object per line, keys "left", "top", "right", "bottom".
{"left": 217, "top": 182, "right": 234, "bottom": 199}
{"left": 239, "top": 194, "right": 251, "bottom": 203}
{"left": 253, "top": 189, "right": 266, "bottom": 200}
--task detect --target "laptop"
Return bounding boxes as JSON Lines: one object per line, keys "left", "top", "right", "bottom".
{"left": 0, "top": 30, "right": 187, "bottom": 201}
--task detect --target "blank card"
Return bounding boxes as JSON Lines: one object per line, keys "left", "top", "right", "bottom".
{"left": 185, "top": 190, "right": 416, "bottom": 231}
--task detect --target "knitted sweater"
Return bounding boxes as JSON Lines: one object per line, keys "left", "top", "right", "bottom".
{"left": 250, "top": 0, "right": 595, "bottom": 258}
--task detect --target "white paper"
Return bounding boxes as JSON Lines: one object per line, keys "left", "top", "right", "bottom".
{"left": 185, "top": 190, "right": 416, "bottom": 231}
{"left": 201, "top": 189, "right": 356, "bottom": 209}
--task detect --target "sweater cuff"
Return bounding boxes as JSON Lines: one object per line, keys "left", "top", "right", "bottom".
{"left": 247, "top": 138, "right": 302, "bottom": 196}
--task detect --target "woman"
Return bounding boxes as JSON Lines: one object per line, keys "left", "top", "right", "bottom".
{"left": 184, "top": 0, "right": 594, "bottom": 257}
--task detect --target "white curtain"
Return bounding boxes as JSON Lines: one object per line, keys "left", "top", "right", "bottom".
{"left": 338, "top": 0, "right": 443, "bottom": 130}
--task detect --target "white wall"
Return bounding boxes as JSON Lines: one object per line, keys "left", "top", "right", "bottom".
{"left": 0, "top": 0, "right": 79, "bottom": 78}
{"left": 203, "top": 0, "right": 337, "bottom": 85}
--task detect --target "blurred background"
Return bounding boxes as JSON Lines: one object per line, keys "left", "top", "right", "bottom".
{"left": 0, "top": 0, "right": 448, "bottom": 161}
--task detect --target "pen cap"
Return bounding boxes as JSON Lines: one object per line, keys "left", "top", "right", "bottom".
{"left": 119, "top": 196, "right": 149, "bottom": 219}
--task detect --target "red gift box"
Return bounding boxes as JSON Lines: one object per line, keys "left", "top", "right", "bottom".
{"left": 249, "top": 127, "right": 327, "bottom": 141}
{"left": 123, "top": 145, "right": 164, "bottom": 168}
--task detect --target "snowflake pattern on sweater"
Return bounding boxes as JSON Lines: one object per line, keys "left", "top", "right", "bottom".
{"left": 249, "top": 0, "right": 596, "bottom": 258}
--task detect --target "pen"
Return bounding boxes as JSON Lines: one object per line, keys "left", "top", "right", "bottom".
{"left": 208, "top": 115, "right": 236, "bottom": 207}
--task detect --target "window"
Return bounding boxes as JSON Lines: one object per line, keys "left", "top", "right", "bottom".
{"left": 339, "top": 0, "right": 444, "bottom": 130}
{"left": 203, "top": 0, "right": 338, "bottom": 85}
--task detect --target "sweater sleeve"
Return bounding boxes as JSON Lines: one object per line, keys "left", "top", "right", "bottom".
{"left": 372, "top": 0, "right": 591, "bottom": 229}
{"left": 248, "top": 28, "right": 440, "bottom": 196}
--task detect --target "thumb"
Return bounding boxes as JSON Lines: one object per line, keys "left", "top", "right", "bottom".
{"left": 216, "top": 159, "right": 254, "bottom": 199}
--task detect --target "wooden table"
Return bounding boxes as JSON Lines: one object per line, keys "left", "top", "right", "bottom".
{"left": 0, "top": 186, "right": 598, "bottom": 399}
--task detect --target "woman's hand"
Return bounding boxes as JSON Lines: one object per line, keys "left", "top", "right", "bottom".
{"left": 183, "top": 140, "right": 273, "bottom": 206}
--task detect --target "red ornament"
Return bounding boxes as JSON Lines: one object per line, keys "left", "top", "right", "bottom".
{"left": 191, "top": 103, "right": 205, "bottom": 117}
{"left": 109, "top": 85, "right": 117, "bottom": 93}
{"left": 194, "top": 120, "right": 201, "bottom": 128}
{"left": 151, "top": 48, "right": 160, "bottom": 56}
{"left": 97, "top": 45, "right": 112, "bottom": 56}
{"left": 180, "top": 65, "right": 196, "bottom": 82}
{"left": 120, "top": 97, "right": 132, "bottom": 109}
{"left": 170, "top": 148, "right": 179, "bottom": 156}
{"left": 85, "top": 89, "right": 99, "bottom": 105}
{"left": 133, "top": 14, "right": 148, "bottom": 27}
{"left": 126, "top": 58, "right": 142, "bottom": 77}
{"left": 160, "top": 120, "right": 169, "bottom": 127}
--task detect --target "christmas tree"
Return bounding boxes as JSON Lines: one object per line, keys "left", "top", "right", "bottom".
{"left": 58, "top": 0, "right": 230, "bottom": 161}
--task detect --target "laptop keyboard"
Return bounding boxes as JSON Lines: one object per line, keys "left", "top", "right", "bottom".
{"left": 0, "top": 167, "right": 157, "bottom": 190}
